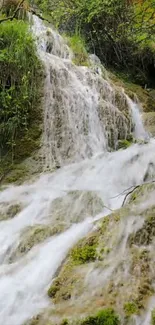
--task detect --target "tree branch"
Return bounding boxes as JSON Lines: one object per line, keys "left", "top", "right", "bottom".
{"left": 110, "top": 179, "right": 155, "bottom": 207}
{"left": 122, "top": 179, "right": 155, "bottom": 206}
{"left": 0, "top": 0, "right": 25, "bottom": 23}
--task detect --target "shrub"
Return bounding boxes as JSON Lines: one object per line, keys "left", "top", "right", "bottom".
{"left": 71, "top": 241, "right": 97, "bottom": 264}
{"left": 66, "top": 34, "right": 89, "bottom": 66}
{"left": 0, "top": 20, "right": 43, "bottom": 161}
{"left": 80, "top": 308, "right": 120, "bottom": 325}
{"left": 124, "top": 302, "right": 138, "bottom": 317}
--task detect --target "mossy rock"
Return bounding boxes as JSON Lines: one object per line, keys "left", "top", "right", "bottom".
{"left": 129, "top": 183, "right": 155, "bottom": 204}
{"left": 74, "top": 308, "right": 120, "bottom": 325}
{"left": 123, "top": 301, "right": 139, "bottom": 317}
{"left": 9, "top": 224, "right": 64, "bottom": 262}
{"left": 0, "top": 203, "right": 21, "bottom": 221}
{"left": 109, "top": 71, "right": 155, "bottom": 113}
{"left": 129, "top": 214, "right": 155, "bottom": 246}
{"left": 49, "top": 190, "right": 104, "bottom": 224}
{"left": 151, "top": 309, "right": 155, "bottom": 325}
{"left": 47, "top": 261, "right": 80, "bottom": 302}
{"left": 70, "top": 234, "right": 98, "bottom": 265}
{"left": 3, "top": 165, "right": 29, "bottom": 184}
{"left": 117, "top": 139, "right": 132, "bottom": 150}
{"left": 143, "top": 112, "right": 155, "bottom": 136}
{"left": 48, "top": 279, "right": 60, "bottom": 298}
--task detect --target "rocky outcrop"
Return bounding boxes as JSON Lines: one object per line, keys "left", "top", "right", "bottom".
{"left": 23, "top": 183, "right": 155, "bottom": 325}
{"left": 143, "top": 112, "right": 155, "bottom": 136}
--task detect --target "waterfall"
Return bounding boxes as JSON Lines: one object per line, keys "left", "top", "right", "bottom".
{"left": 32, "top": 15, "right": 146, "bottom": 170}
{"left": 127, "top": 97, "right": 148, "bottom": 141}
{"left": 0, "top": 15, "right": 154, "bottom": 325}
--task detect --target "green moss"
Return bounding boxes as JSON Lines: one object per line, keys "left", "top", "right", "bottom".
{"left": 129, "top": 214, "right": 155, "bottom": 246}
{"left": 0, "top": 204, "right": 21, "bottom": 221}
{"left": 117, "top": 139, "right": 132, "bottom": 150}
{"left": 124, "top": 302, "right": 138, "bottom": 317}
{"left": 10, "top": 224, "right": 63, "bottom": 262}
{"left": 66, "top": 34, "right": 89, "bottom": 66}
{"left": 78, "top": 308, "right": 120, "bottom": 325}
{"left": 151, "top": 309, "right": 155, "bottom": 325}
{"left": 47, "top": 265, "right": 74, "bottom": 301}
{"left": 100, "top": 216, "right": 110, "bottom": 233}
{"left": 71, "top": 235, "right": 98, "bottom": 264}
{"left": 61, "top": 320, "right": 69, "bottom": 325}
{"left": 3, "top": 165, "right": 29, "bottom": 184}
{"left": 129, "top": 183, "right": 155, "bottom": 204}
{"left": 48, "top": 278, "right": 61, "bottom": 298}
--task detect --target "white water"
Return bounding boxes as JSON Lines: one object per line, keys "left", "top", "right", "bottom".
{"left": 127, "top": 97, "right": 148, "bottom": 141}
{"left": 0, "top": 15, "right": 154, "bottom": 325}
{"left": 32, "top": 15, "right": 147, "bottom": 170}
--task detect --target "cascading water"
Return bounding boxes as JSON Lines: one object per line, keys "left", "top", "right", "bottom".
{"left": 0, "top": 15, "right": 154, "bottom": 325}
{"left": 32, "top": 15, "right": 145, "bottom": 170}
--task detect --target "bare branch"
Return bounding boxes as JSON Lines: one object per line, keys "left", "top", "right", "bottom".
{"left": 0, "top": 0, "right": 25, "bottom": 24}
{"left": 122, "top": 179, "right": 155, "bottom": 206}
{"left": 110, "top": 179, "right": 155, "bottom": 207}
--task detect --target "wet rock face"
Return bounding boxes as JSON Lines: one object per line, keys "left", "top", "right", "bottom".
{"left": 0, "top": 203, "right": 21, "bottom": 221}
{"left": 98, "top": 99, "right": 132, "bottom": 150}
{"left": 38, "top": 23, "right": 134, "bottom": 169}
{"left": 38, "top": 186, "right": 155, "bottom": 324}
{"left": 143, "top": 112, "right": 155, "bottom": 136}
{"left": 129, "top": 212, "right": 155, "bottom": 246}
{"left": 49, "top": 190, "right": 104, "bottom": 224}
{"left": 9, "top": 224, "right": 64, "bottom": 263}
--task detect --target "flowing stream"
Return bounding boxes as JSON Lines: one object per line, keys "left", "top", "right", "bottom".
{"left": 0, "top": 15, "right": 154, "bottom": 325}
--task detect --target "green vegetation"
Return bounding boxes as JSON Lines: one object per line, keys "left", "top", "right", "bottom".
{"left": 1, "top": 0, "right": 28, "bottom": 19}
{"left": 0, "top": 19, "right": 43, "bottom": 178}
{"left": 129, "top": 213, "right": 155, "bottom": 246}
{"left": 71, "top": 236, "right": 97, "bottom": 264}
{"left": 25, "top": 309, "right": 120, "bottom": 325}
{"left": 9, "top": 224, "right": 63, "bottom": 262}
{"left": 33, "top": 0, "right": 155, "bottom": 87}
{"left": 66, "top": 34, "right": 89, "bottom": 66}
{"left": 77, "top": 308, "right": 120, "bottom": 325}
{"left": 151, "top": 309, "right": 155, "bottom": 325}
{"left": 48, "top": 279, "right": 60, "bottom": 298}
{"left": 124, "top": 302, "right": 138, "bottom": 317}
{"left": 117, "top": 139, "right": 132, "bottom": 150}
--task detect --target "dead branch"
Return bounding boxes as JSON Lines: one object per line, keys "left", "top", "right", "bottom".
{"left": 122, "top": 185, "right": 140, "bottom": 206}
{"left": 110, "top": 179, "right": 155, "bottom": 207}
{"left": 0, "top": 0, "right": 25, "bottom": 23}
{"left": 122, "top": 179, "right": 155, "bottom": 206}
{"left": 29, "top": 9, "right": 51, "bottom": 23}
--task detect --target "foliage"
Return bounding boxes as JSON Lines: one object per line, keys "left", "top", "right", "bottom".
{"left": 1, "top": 0, "right": 29, "bottom": 19}
{"left": 66, "top": 34, "right": 89, "bottom": 66}
{"left": 117, "top": 139, "right": 132, "bottom": 150}
{"left": 124, "top": 302, "right": 138, "bottom": 317}
{"left": 33, "top": 0, "right": 155, "bottom": 86}
{"left": 0, "top": 20, "right": 42, "bottom": 162}
{"left": 78, "top": 308, "right": 120, "bottom": 325}
{"left": 71, "top": 236, "right": 97, "bottom": 264}
{"left": 48, "top": 281, "right": 60, "bottom": 298}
